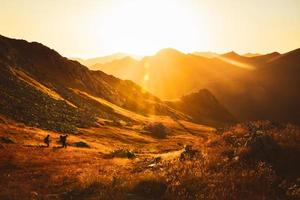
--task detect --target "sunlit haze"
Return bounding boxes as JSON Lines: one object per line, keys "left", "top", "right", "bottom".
{"left": 1, "top": 0, "right": 300, "bottom": 58}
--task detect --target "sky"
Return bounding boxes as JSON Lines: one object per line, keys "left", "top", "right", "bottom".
{"left": 0, "top": 0, "right": 300, "bottom": 58}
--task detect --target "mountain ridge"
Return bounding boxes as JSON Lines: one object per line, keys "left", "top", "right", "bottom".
{"left": 0, "top": 35, "right": 236, "bottom": 131}
{"left": 89, "top": 46, "right": 300, "bottom": 125}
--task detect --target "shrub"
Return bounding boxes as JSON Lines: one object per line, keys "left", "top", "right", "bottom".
{"left": 110, "top": 149, "right": 136, "bottom": 159}
{"left": 143, "top": 123, "right": 168, "bottom": 139}
{"left": 72, "top": 141, "right": 90, "bottom": 148}
{"left": 131, "top": 179, "right": 167, "bottom": 199}
{"left": 0, "top": 137, "right": 16, "bottom": 144}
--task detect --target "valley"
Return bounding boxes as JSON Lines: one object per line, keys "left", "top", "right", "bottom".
{"left": 0, "top": 35, "right": 299, "bottom": 200}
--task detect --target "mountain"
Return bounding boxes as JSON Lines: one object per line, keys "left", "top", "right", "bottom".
{"left": 91, "top": 48, "right": 299, "bottom": 125}
{"left": 0, "top": 35, "right": 235, "bottom": 131}
{"left": 192, "top": 51, "right": 219, "bottom": 58}
{"left": 243, "top": 53, "right": 261, "bottom": 57}
{"left": 73, "top": 53, "right": 142, "bottom": 66}
{"left": 166, "top": 89, "right": 236, "bottom": 127}
{"left": 0, "top": 35, "right": 178, "bottom": 132}
{"left": 204, "top": 50, "right": 299, "bottom": 124}
{"left": 90, "top": 56, "right": 139, "bottom": 75}
{"left": 92, "top": 48, "right": 249, "bottom": 99}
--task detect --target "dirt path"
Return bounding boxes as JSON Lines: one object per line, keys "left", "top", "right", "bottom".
{"left": 138, "top": 148, "right": 184, "bottom": 160}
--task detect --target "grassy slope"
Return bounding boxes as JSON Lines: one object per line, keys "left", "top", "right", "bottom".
{"left": 0, "top": 115, "right": 213, "bottom": 199}
{"left": 1, "top": 116, "right": 299, "bottom": 200}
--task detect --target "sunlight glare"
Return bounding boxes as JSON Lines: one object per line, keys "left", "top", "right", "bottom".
{"left": 95, "top": 0, "right": 209, "bottom": 55}
{"left": 144, "top": 73, "right": 149, "bottom": 81}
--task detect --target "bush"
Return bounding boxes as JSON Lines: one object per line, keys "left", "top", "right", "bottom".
{"left": 72, "top": 141, "right": 90, "bottom": 148}
{"left": 131, "top": 179, "right": 167, "bottom": 199}
{"left": 0, "top": 118, "right": 6, "bottom": 124}
{"left": 0, "top": 137, "right": 16, "bottom": 144}
{"left": 110, "top": 149, "right": 136, "bottom": 159}
{"left": 143, "top": 123, "right": 168, "bottom": 139}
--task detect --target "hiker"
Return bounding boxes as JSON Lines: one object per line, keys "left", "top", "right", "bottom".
{"left": 180, "top": 145, "right": 197, "bottom": 161}
{"left": 60, "top": 135, "right": 68, "bottom": 148}
{"left": 44, "top": 134, "right": 50, "bottom": 147}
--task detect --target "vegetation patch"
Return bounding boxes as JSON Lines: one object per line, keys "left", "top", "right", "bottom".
{"left": 0, "top": 118, "right": 6, "bottom": 124}
{"left": 108, "top": 149, "right": 136, "bottom": 159}
{"left": 72, "top": 141, "right": 90, "bottom": 148}
{"left": 0, "top": 137, "right": 16, "bottom": 144}
{"left": 143, "top": 122, "right": 169, "bottom": 139}
{"left": 131, "top": 179, "right": 167, "bottom": 199}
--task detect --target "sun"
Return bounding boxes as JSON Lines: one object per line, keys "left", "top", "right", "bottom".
{"left": 92, "top": 0, "right": 210, "bottom": 55}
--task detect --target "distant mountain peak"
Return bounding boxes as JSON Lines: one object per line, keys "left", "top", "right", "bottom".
{"left": 268, "top": 52, "right": 281, "bottom": 56}
{"left": 243, "top": 53, "right": 261, "bottom": 57}
{"left": 192, "top": 51, "right": 219, "bottom": 58}
{"left": 222, "top": 51, "right": 240, "bottom": 57}
{"left": 183, "top": 89, "right": 218, "bottom": 104}
{"left": 72, "top": 52, "right": 141, "bottom": 67}
{"left": 284, "top": 48, "right": 300, "bottom": 56}
{"left": 155, "top": 48, "right": 184, "bottom": 57}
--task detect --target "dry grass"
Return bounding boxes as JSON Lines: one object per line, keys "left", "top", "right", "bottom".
{"left": 0, "top": 119, "right": 299, "bottom": 200}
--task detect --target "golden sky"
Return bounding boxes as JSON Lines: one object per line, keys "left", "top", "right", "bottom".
{"left": 1, "top": 0, "right": 300, "bottom": 58}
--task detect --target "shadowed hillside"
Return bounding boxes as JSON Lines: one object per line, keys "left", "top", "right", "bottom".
{"left": 206, "top": 49, "right": 300, "bottom": 124}
{"left": 92, "top": 48, "right": 248, "bottom": 99}
{"left": 166, "top": 89, "right": 236, "bottom": 127}
{"left": 90, "top": 48, "right": 300, "bottom": 125}
{"left": 0, "top": 35, "right": 235, "bottom": 131}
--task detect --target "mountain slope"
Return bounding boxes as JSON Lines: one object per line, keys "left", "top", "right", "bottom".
{"left": 166, "top": 89, "right": 236, "bottom": 127}
{"left": 92, "top": 48, "right": 250, "bottom": 99}
{"left": 90, "top": 56, "right": 139, "bottom": 75}
{"left": 204, "top": 50, "right": 300, "bottom": 124}
{"left": 91, "top": 47, "right": 300, "bottom": 125}
{"left": 192, "top": 51, "right": 219, "bottom": 58}
{"left": 0, "top": 35, "right": 236, "bottom": 131}
{"left": 0, "top": 35, "right": 180, "bottom": 132}
{"left": 73, "top": 53, "right": 142, "bottom": 66}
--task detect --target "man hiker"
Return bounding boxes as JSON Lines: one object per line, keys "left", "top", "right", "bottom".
{"left": 60, "top": 135, "right": 68, "bottom": 148}
{"left": 44, "top": 134, "right": 50, "bottom": 147}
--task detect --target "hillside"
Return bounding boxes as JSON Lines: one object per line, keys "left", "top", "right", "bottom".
{"left": 90, "top": 56, "right": 139, "bottom": 75}
{"left": 206, "top": 50, "right": 300, "bottom": 124}
{"left": 92, "top": 48, "right": 249, "bottom": 99}
{"left": 90, "top": 48, "right": 300, "bottom": 125}
{"left": 73, "top": 53, "right": 142, "bottom": 66}
{"left": 0, "top": 36, "right": 299, "bottom": 200}
{"left": 166, "top": 89, "right": 236, "bottom": 127}
{"left": 0, "top": 35, "right": 177, "bottom": 132}
{"left": 1, "top": 116, "right": 299, "bottom": 199}
{"left": 0, "top": 35, "right": 236, "bottom": 131}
